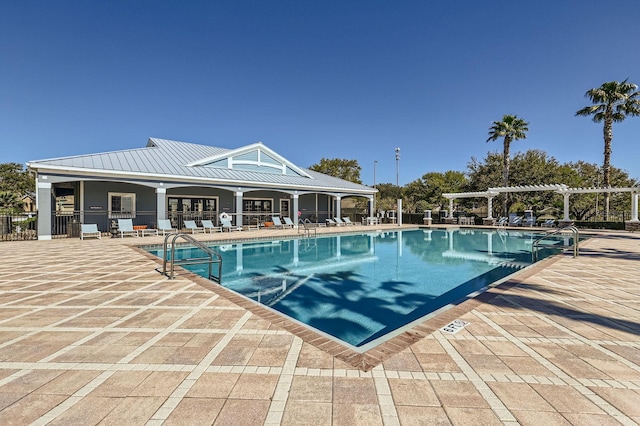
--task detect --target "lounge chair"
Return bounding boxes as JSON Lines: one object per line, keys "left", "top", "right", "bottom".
{"left": 304, "top": 218, "right": 325, "bottom": 228}
{"left": 334, "top": 217, "right": 347, "bottom": 226}
{"left": 509, "top": 216, "right": 523, "bottom": 226}
{"left": 80, "top": 223, "right": 101, "bottom": 240}
{"left": 201, "top": 220, "right": 222, "bottom": 233}
{"left": 541, "top": 219, "right": 556, "bottom": 228}
{"left": 283, "top": 217, "right": 295, "bottom": 228}
{"left": 342, "top": 217, "right": 356, "bottom": 226}
{"left": 221, "top": 217, "right": 241, "bottom": 232}
{"left": 496, "top": 217, "right": 508, "bottom": 226}
{"left": 158, "top": 219, "right": 177, "bottom": 235}
{"left": 184, "top": 220, "right": 205, "bottom": 233}
{"left": 271, "top": 217, "right": 285, "bottom": 229}
{"left": 117, "top": 219, "right": 138, "bottom": 237}
{"left": 326, "top": 218, "right": 338, "bottom": 226}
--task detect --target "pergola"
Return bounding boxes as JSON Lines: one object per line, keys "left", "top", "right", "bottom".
{"left": 442, "top": 184, "right": 640, "bottom": 226}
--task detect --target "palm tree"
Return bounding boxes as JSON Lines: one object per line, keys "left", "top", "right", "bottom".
{"left": 486, "top": 114, "right": 529, "bottom": 215}
{"left": 576, "top": 80, "right": 640, "bottom": 220}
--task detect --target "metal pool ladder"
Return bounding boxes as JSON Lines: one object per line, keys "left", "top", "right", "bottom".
{"left": 532, "top": 225, "right": 580, "bottom": 262}
{"left": 160, "top": 233, "right": 223, "bottom": 283}
{"left": 298, "top": 219, "right": 317, "bottom": 238}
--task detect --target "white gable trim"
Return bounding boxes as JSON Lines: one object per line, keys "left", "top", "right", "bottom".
{"left": 186, "top": 142, "right": 312, "bottom": 178}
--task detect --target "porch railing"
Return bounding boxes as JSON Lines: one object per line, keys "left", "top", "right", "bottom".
{"left": 2, "top": 209, "right": 360, "bottom": 240}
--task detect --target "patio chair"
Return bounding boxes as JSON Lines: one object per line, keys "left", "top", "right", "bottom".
{"left": 184, "top": 220, "right": 205, "bottom": 233}
{"left": 117, "top": 219, "right": 139, "bottom": 237}
{"left": 325, "top": 218, "right": 338, "bottom": 226}
{"left": 283, "top": 217, "right": 295, "bottom": 228}
{"left": 201, "top": 219, "right": 222, "bottom": 233}
{"left": 334, "top": 217, "right": 346, "bottom": 226}
{"left": 158, "top": 219, "right": 177, "bottom": 235}
{"left": 80, "top": 223, "right": 101, "bottom": 240}
{"left": 220, "top": 217, "right": 241, "bottom": 232}
{"left": 271, "top": 217, "right": 285, "bottom": 229}
{"left": 342, "top": 217, "right": 356, "bottom": 226}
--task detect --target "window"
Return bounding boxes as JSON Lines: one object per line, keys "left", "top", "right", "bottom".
{"left": 108, "top": 192, "right": 136, "bottom": 218}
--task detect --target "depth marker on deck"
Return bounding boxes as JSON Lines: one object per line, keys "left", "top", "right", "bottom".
{"left": 441, "top": 319, "right": 469, "bottom": 334}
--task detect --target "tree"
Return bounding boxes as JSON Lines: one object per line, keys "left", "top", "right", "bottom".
{"left": 0, "top": 163, "right": 35, "bottom": 195}
{"left": 309, "top": 158, "right": 362, "bottom": 184}
{"left": 486, "top": 114, "right": 529, "bottom": 214}
{"left": 576, "top": 79, "right": 640, "bottom": 220}
{"left": 468, "top": 150, "right": 564, "bottom": 216}
{"left": 0, "top": 191, "right": 22, "bottom": 213}
{"left": 374, "top": 183, "right": 402, "bottom": 213}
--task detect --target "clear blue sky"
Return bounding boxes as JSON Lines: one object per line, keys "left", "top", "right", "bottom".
{"left": 2, "top": 1, "right": 640, "bottom": 186}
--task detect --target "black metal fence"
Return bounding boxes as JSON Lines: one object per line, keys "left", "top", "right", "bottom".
{"left": 0, "top": 213, "right": 38, "bottom": 241}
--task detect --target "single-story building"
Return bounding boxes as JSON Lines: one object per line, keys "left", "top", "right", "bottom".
{"left": 27, "top": 138, "right": 377, "bottom": 240}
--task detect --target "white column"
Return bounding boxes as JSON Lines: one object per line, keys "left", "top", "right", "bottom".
{"left": 335, "top": 195, "right": 341, "bottom": 219}
{"left": 156, "top": 187, "right": 167, "bottom": 223}
{"left": 292, "top": 193, "right": 299, "bottom": 229}
{"left": 368, "top": 195, "right": 374, "bottom": 222}
{"left": 631, "top": 192, "right": 639, "bottom": 221}
{"left": 563, "top": 193, "right": 570, "bottom": 221}
{"left": 37, "top": 180, "right": 52, "bottom": 240}
{"left": 79, "top": 181, "right": 85, "bottom": 223}
{"left": 397, "top": 199, "right": 402, "bottom": 226}
{"left": 449, "top": 199, "right": 454, "bottom": 218}
{"left": 235, "top": 191, "right": 243, "bottom": 227}
{"left": 486, "top": 196, "right": 493, "bottom": 219}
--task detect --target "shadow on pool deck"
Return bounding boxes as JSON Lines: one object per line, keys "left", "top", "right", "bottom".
{"left": 0, "top": 226, "right": 639, "bottom": 425}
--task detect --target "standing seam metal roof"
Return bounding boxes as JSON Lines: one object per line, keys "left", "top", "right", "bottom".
{"left": 27, "top": 138, "right": 374, "bottom": 193}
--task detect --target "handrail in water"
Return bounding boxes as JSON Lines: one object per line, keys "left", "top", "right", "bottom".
{"left": 160, "top": 233, "right": 223, "bottom": 283}
{"left": 532, "top": 225, "right": 579, "bottom": 262}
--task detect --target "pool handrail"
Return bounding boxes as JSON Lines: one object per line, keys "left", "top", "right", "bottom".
{"left": 160, "top": 232, "right": 223, "bottom": 282}
{"left": 532, "top": 225, "right": 579, "bottom": 261}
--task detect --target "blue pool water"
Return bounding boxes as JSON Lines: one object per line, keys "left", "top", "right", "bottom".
{"left": 147, "top": 228, "right": 562, "bottom": 348}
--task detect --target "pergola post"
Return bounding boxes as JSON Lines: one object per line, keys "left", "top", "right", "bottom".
{"left": 631, "top": 192, "right": 638, "bottom": 221}
{"left": 483, "top": 195, "right": 496, "bottom": 225}
{"left": 624, "top": 192, "right": 640, "bottom": 231}
{"left": 559, "top": 192, "right": 574, "bottom": 227}
{"left": 448, "top": 199, "right": 454, "bottom": 218}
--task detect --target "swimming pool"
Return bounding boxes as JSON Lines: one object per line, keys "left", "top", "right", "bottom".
{"left": 147, "top": 228, "right": 563, "bottom": 350}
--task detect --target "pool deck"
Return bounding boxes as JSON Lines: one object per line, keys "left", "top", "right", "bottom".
{"left": 0, "top": 224, "right": 639, "bottom": 425}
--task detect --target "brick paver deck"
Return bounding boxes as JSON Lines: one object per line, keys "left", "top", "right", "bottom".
{"left": 0, "top": 225, "right": 638, "bottom": 425}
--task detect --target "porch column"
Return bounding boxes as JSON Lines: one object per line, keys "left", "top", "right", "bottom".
{"left": 631, "top": 192, "right": 639, "bottom": 221}
{"left": 235, "top": 191, "right": 243, "bottom": 227}
{"left": 37, "top": 180, "right": 52, "bottom": 240}
{"left": 397, "top": 199, "right": 402, "bottom": 226}
{"left": 335, "top": 195, "right": 341, "bottom": 220}
{"left": 292, "top": 193, "right": 299, "bottom": 229}
{"left": 448, "top": 199, "right": 454, "bottom": 218}
{"left": 368, "top": 195, "right": 374, "bottom": 221}
{"left": 156, "top": 187, "right": 167, "bottom": 223}
{"left": 79, "top": 181, "right": 85, "bottom": 223}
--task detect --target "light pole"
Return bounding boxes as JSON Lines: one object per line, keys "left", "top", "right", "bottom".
{"left": 395, "top": 147, "right": 400, "bottom": 187}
